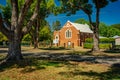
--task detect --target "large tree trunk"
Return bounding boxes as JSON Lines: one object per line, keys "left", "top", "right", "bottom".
{"left": 0, "top": 0, "right": 40, "bottom": 62}
{"left": 6, "top": 38, "right": 23, "bottom": 61}
{"left": 5, "top": 0, "right": 23, "bottom": 61}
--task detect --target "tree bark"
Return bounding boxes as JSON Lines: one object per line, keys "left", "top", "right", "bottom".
{"left": 5, "top": 0, "right": 23, "bottom": 61}
{"left": 87, "top": 14, "right": 100, "bottom": 52}
{"left": 93, "top": 28, "right": 99, "bottom": 52}
{"left": 34, "top": 18, "right": 39, "bottom": 49}
{"left": 32, "top": 0, "right": 40, "bottom": 49}
{"left": 93, "top": 1, "right": 100, "bottom": 52}
{"left": 6, "top": 38, "right": 23, "bottom": 61}
{"left": 0, "top": 0, "right": 41, "bottom": 61}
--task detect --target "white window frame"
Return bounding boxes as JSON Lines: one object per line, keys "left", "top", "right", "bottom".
{"left": 65, "top": 29, "right": 72, "bottom": 38}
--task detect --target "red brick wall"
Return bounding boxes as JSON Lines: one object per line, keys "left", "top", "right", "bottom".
{"left": 59, "top": 22, "right": 80, "bottom": 47}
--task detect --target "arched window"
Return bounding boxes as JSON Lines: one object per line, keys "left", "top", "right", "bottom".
{"left": 65, "top": 29, "right": 72, "bottom": 38}
{"left": 55, "top": 35, "right": 59, "bottom": 39}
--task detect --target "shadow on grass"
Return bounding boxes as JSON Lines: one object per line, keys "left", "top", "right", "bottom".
{"left": 0, "top": 57, "right": 65, "bottom": 73}
{"left": 39, "top": 47, "right": 70, "bottom": 50}
{"left": 0, "top": 50, "right": 8, "bottom": 53}
{"left": 67, "top": 50, "right": 92, "bottom": 55}
{"left": 59, "top": 63, "right": 120, "bottom": 80}
{"left": 0, "top": 49, "right": 120, "bottom": 77}
{"left": 1, "top": 51, "right": 119, "bottom": 72}
{"left": 104, "top": 49, "right": 120, "bottom": 53}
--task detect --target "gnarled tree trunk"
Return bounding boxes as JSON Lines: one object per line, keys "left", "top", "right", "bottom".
{"left": 0, "top": 0, "right": 41, "bottom": 61}
{"left": 7, "top": 38, "right": 23, "bottom": 61}
{"left": 5, "top": 0, "right": 23, "bottom": 61}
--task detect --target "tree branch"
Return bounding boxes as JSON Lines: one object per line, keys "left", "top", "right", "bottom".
{"left": 22, "top": 0, "right": 41, "bottom": 35}
{"left": 0, "top": 14, "right": 13, "bottom": 39}
{"left": 11, "top": 0, "right": 18, "bottom": 30}
{"left": 18, "top": 0, "right": 33, "bottom": 27}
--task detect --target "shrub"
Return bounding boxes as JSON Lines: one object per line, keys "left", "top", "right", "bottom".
{"left": 84, "top": 38, "right": 115, "bottom": 49}
{"left": 84, "top": 43, "right": 112, "bottom": 49}
{"left": 85, "top": 38, "right": 93, "bottom": 43}
{"left": 100, "top": 38, "right": 115, "bottom": 43}
{"left": 84, "top": 43, "right": 93, "bottom": 49}
{"left": 85, "top": 38, "right": 115, "bottom": 43}
{"left": 99, "top": 43, "right": 112, "bottom": 49}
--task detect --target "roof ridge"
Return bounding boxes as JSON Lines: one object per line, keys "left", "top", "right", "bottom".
{"left": 68, "top": 21, "right": 93, "bottom": 33}
{"left": 69, "top": 21, "right": 88, "bottom": 26}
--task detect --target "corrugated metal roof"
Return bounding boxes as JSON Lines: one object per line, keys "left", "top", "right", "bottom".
{"left": 68, "top": 21, "right": 93, "bottom": 33}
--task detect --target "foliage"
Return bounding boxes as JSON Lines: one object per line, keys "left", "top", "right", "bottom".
{"left": 99, "top": 22, "right": 108, "bottom": 37}
{"left": 0, "top": 0, "right": 11, "bottom": 19}
{"left": 74, "top": 18, "right": 89, "bottom": 25}
{"left": 0, "top": 32, "right": 8, "bottom": 41}
{"left": 85, "top": 38, "right": 93, "bottom": 43}
{"left": 22, "top": 34, "right": 31, "bottom": 41}
{"left": 99, "top": 22, "right": 120, "bottom": 37}
{"left": 109, "top": 25, "right": 120, "bottom": 36}
{"left": 99, "top": 23, "right": 120, "bottom": 37}
{"left": 39, "top": 26, "right": 52, "bottom": 41}
{"left": 111, "top": 24, "right": 120, "bottom": 30}
{"left": 27, "top": 0, "right": 56, "bottom": 48}
{"left": 100, "top": 38, "right": 115, "bottom": 43}
{"left": 52, "top": 20, "right": 61, "bottom": 31}
{"left": 0, "top": 32, "right": 8, "bottom": 45}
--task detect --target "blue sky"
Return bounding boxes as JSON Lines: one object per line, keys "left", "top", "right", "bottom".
{"left": 0, "top": 0, "right": 120, "bottom": 26}
{"left": 0, "top": 0, "right": 6, "bottom": 5}
{"left": 46, "top": 0, "right": 120, "bottom": 26}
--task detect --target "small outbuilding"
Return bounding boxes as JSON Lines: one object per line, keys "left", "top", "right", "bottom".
{"left": 115, "top": 36, "right": 120, "bottom": 45}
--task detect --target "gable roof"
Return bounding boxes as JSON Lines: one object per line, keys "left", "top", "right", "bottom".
{"left": 68, "top": 21, "right": 93, "bottom": 33}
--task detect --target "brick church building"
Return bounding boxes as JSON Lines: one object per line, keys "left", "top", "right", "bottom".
{"left": 53, "top": 21, "right": 93, "bottom": 48}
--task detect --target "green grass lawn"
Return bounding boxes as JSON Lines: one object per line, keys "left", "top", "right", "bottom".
{"left": 0, "top": 57, "right": 120, "bottom": 80}
{"left": 0, "top": 47, "right": 120, "bottom": 80}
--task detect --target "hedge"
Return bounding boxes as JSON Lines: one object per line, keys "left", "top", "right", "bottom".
{"left": 84, "top": 43, "right": 112, "bottom": 49}
{"left": 84, "top": 43, "right": 93, "bottom": 49}
{"left": 100, "top": 38, "right": 115, "bottom": 43}
{"left": 84, "top": 38, "right": 115, "bottom": 49}
{"left": 85, "top": 38, "right": 93, "bottom": 43}
{"left": 85, "top": 38, "right": 115, "bottom": 43}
